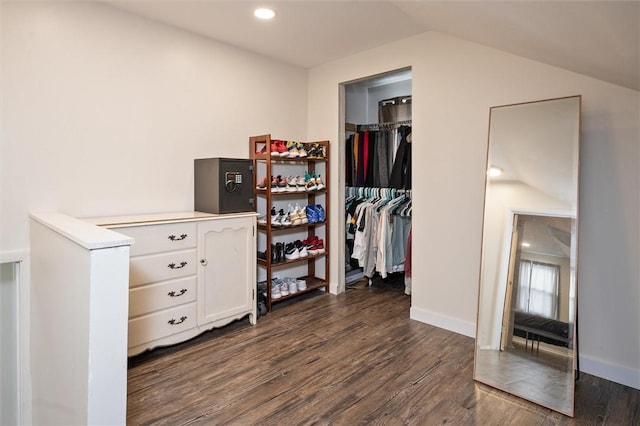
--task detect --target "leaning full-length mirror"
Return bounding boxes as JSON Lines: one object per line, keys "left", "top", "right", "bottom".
{"left": 474, "top": 96, "right": 581, "bottom": 416}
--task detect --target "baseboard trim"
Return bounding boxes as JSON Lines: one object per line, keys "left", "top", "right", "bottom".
{"left": 410, "top": 307, "right": 476, "bottom": 338}
{"left": 580, "top": 354, "right": 640, "bottom": 390}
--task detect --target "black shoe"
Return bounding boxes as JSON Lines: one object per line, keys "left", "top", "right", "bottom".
{"left": 257, "top": 301, "right": 267, "bottom": 317}
{"left": 275, "top": 242, "right": 284, "bottom": 263}
{"left": 284, "top": 242, "right": 300, "bottom": 260}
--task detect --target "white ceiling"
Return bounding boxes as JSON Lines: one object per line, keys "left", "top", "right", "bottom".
{"left": 106, "top": 1, "right": 639, "bottom": 91}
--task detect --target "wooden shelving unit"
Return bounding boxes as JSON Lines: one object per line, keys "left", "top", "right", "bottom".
{"left": 250, "top": 134, "right": 330, "bottom": 311}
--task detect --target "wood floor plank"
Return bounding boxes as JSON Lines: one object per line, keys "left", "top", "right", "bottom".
{"left": 127, "top": 284, "right": 640, "bottom": 425}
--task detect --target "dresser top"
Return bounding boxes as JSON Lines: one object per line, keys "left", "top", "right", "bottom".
{"left": 84, "top": 211, "right": 258, "bottom": 228}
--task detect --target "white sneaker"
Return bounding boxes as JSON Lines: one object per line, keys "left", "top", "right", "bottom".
{"left": 286, "top": 176, "right": 298, "bottom": 192}
{"left": 289, "top": 204, "right": 302, "bottom": 225}
{"left": 271, "top": 281, "right": 282, "bottom": 299}
{"left": 279, "top": 280, "right": 289, "bottom": 297}
{"left": 284, "top": 243, "right": 300, "bottom": 260}
{"left": 288, "top": 279, "right": 298, "bottom": 294}
{"left": 297, "top": 279, "right": 307, "bottom": 291}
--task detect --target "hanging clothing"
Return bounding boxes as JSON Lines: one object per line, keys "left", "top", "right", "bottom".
{"left": 348, "top": 188, "right": 412, "bottom": 279}
{"left": 388, "top": 126, "right": 412, "bottom": 189}
{"left": 404, "top": 227, "right": 412, "bottom": 295}
{"left": 345, "top": 125, "right": 410, "bottom": 188}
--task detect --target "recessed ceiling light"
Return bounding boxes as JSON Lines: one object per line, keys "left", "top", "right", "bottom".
{"left": 521, "top": 242, "right": 531, "bottom": 248}
{"left": 254, "top": 8, "right": 275, "bottom": 20}
{"left": 488, "top": 166, "right": 503, "bottom": 177}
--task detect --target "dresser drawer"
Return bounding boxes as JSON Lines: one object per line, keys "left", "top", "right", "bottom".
{"left": 118, "top": 222, "right": 197, "bottom": 256}
{"left": 128, "top": 302, "right": 197, "bottom": 348}
{"left": 129, "top": 249, "right": 196, "bottom": 287}
{"left": 129, "top": 276, "right": 197, "bottom": 318}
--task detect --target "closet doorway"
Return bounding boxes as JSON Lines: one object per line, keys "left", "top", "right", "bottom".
{"left": 339, "top": 68, "right": 413, "bottom": 297}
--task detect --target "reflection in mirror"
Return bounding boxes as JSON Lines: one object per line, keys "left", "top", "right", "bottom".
{"left": 474, "top": 96, "right": 581, "bottom": 417}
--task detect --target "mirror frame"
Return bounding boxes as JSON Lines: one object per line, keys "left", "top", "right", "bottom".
{"left": 473, "top": 95, "right": 581, "bottom": 417}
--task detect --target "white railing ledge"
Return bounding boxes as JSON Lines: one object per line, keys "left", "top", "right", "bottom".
{"left": 30, "top": 212, "right": 134, "bottom": 250}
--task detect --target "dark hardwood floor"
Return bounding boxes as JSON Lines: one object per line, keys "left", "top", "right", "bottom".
{"left": 127, "top": 281, "right": 640, "bottom": 425}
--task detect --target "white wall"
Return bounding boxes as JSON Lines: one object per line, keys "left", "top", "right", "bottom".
{"left": 2, "top": 2, "right": 309, "bottom": 421}
{"left": 345, "top": 85, "right": 368, "bottom": 125}
{"left": 307, "top": 31, "right": 639, "bottom": 389}
{"left": 1, "top": 1, "right": 308, "bottom": 254}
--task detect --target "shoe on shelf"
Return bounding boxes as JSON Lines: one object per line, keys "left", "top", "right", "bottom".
{"left": 308, "top": 238, "right": 325, "bottom": 255}
{"left": 270, "top": 207, "right": 278, "bottom": 225}
{"left": 274, "top": 242, "right": 285, "bottom": 263}
{"left": 286, "top": 176, "right": 298, "bottom": 192}
{"left": 307, "top": 143, "right": 320, "bottom": 159}
{"left": 294, "top": 176, "right": 305, "bottom": 192}
{"left": 289, "top": 204, "right": 302, "bottom": 225}
{"left": 297, "top": 279, "right": 307, "bottom": 291}
{"left": 294, "top": 240, "right": 309, "bottom": 257}
{"left": 297, "top": 142, "right": 307, "bottom": 158}
{"left": 305, "top": 204, "right": 318, "bottom": 224}
{"left": 270, "top": 140, "right": 280, "bottom": 157}
{"left": 256, "top": 144, "right": 267, "bottom": 156}
{"left": 285, "top": 242, "right": 300, "bottom": 260}
{"left": 313, "top": 204, "right": 325, "bottom": 222}
{"left": 304, "top": 171, "right": 317, "bottom": 191}
{"left": 287, "top": 279, "right": 298, "bottom": 294}
{"left": 315, "top": 175, "right": 325, "bottom": 190}
{"left": 257, "top": 215, "right": 267, "bottom": 225}
{"left": 296, "top": 203, "right": 308, "bottom": 224}
{"left": 276, "top": 175, "right": 288, "bottom": 192}
{"left": 256, "top": 176, "right": 268, "bottom": 190}
{"left": 303, "top": 235, "right": 318, "bottom": 245}
{"left": 271, "top": 282, "right": 282, "bottom": 299}
{"left": 287, "top": 141, "right": 299, "bottom": 158}
{"left": 309, "top": 143, "right": 325, "bottom": 159}
{"left": 277, "top": 140, "right": 289, "bottom": 157}
{"left": 280, "top": 211, "right": 292, "bottom": 227}
{"left": 270, "top": 176, "right": 279, "bottom": 192}
{"left": 278, "top": 279, "right": 289, "bottom": 297}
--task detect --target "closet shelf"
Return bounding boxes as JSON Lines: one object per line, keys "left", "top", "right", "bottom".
{"left": 253, "top": 156, "right": 327, "bottom": 163}
{"left": 257, "top": 252, "right": 328, "bottom": 267}
{"left": 270, "top": 276, "right": 328, "bottom": 304}
{"left": 257, "top": 221, "right": 327, "bottom": 232}
{"left": 255, "top": 189, "right": 327, "bottom": 196}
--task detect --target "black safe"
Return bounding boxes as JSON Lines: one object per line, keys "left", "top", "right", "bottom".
{"left": 194, "top": 158, "right": 254, "bottom": 214}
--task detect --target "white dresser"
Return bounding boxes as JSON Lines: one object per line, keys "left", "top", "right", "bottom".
{"left": 87, "top": 211, "right": 257, "bottom": 356}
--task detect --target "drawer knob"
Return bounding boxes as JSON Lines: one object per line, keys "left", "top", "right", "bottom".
{"left": 168, "top": 234, "right": 188, "bottom": 241}
{"left": 168, "top": 316, "right": 187, "bottom": 325}
{"left": 168, "top": 261, "right": 188, "bottom": 269}
{"left": 200, "top": 259, "right": 208, "bottom": 266}
{"left": 168, "top": 289, "right": 187, "bottom": 297}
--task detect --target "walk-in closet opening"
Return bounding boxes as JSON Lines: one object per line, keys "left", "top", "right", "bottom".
{"left": 340, "top": 68, "right": 413, "bottom": 298}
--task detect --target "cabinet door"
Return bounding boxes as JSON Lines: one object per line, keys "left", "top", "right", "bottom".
{"left": 197, "top": 217, "right": 256, "bottom": 325}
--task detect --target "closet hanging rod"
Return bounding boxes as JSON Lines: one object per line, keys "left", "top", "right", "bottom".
{"left": 354, "top": 120, "right": 412, "bottom": 131}
{"left": 345, "top": 186, "right": 411, "bottom": 197}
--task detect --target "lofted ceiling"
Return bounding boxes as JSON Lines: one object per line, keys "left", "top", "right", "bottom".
{"left": 106, "top": 1, "right": 639, "bottom": 91}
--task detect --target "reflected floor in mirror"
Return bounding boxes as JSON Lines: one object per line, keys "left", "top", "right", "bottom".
{"left": 475, "top": 346, "right": 573, "bottom": 414}
{"left": 127, "top": 284, "right": 640, "bottom": 425}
